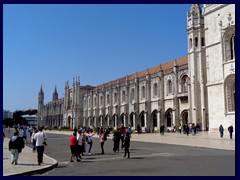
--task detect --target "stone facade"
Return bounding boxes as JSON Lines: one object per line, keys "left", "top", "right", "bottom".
{"left": 37, "top": 4, "right": 235, "bottom": 132}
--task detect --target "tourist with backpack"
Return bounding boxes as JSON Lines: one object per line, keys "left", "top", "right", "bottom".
{"left": 9, "top": 131, "right": 25, "bottom": 165}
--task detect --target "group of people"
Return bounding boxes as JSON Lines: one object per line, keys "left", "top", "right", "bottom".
{"left": 69, "top": 126, "right": 96, "bottom": 162}
{"left": 8, "top": 126, "right": 47, "bottom": 166}
{"left": 69, "top": 124, "right": 132, "bottom": 162}
{"left": 219, "top": 124, "right": 234, "bottom": 140}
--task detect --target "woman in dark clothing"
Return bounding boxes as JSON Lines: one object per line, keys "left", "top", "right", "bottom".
{"left": 228, "top": 125, "right": 233, "bottom": 140}
{"left": 123, "top": 132, "right": 130, "bottom": 159}
{"left": 185, "top": 124, "right": 190, "bottom": 136}
{"left": 113, "top": 128, "right": 121, "bottom": 153}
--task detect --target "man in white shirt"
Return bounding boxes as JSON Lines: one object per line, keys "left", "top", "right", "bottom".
{"left": 34, "top": 127, "right": 47, "bottom": 165}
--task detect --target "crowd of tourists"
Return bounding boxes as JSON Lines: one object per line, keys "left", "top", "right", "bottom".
{"left": 5, "top": 122, "right": 234, "bottom": 166}
{"left": 69, "top": 124, "right": 132, "bottom": 162}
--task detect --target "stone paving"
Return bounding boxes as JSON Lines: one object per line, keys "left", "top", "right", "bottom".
{"left": 3, "top": 129, "right": 235, "bottom": 176}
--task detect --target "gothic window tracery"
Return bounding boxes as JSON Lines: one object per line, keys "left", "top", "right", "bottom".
{"left": 181, "top": 75, "right": 188, "bottom": 93}
{"left": 131, "top": 88, "right": 135, "bottom": 102}
{"left": 114, "top": 93, "right": 117, "bottom": 104}
{"left": 142, "top": 86, "right": 146, "bottom": 99}
{"left": 224, "top": 27, "right": 235, "bottom": 61}
{"left": 195, "top": 37, "right": 198, "bottom": 47}
{"left": 167, "top": 80, "right": 173, "bottom": 94}
{"left": 153, "top": 83, "right": 158, "bottom": 97}
{"left": 107, "top": 94, "right": 110, "bottom": 104}
{"left": 122, "top": 91, "right": 126, "bottom": 103}
{"left": 225, "top": 75, "right": 235, "bottom": 113}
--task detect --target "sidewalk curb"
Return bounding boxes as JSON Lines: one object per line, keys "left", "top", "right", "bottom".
{"left": 4, "top": 155, "right": 58, "bottom": 176}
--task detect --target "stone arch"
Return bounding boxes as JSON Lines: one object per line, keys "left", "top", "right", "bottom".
{"left": 151, "top": 110, "right": 158, "bottom": 128}
{"left": 181, "top": 110, "right": 188, "bottom": 125}
{"left": 129, "top": 112, "right": 134, "bottom": 128}
{"left": 139, "top": 111, "right": 145, "bottom": 127}
{"left": 120, "top": 113, "right": 125, "bottom": 127}
{"left": 224, "top": 74, "right": 235, "bottom": 113}
{"left": 164, "top": 108, "right": 173, "bottom": 128}
{"left": 67, "top": 116, "right": 71, "bottom": 128}
{"left": 223, "top": 25, "right": 235, "bottom": 61}
{"left": 180, "top": 74, "right": 188, "bottom": 93}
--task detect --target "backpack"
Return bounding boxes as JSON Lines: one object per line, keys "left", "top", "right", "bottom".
{"left": 103, "top": 132, "right": 108, "bottom": 141}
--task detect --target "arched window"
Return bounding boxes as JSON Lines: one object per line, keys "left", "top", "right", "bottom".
{"left": 88, "top": 98, "right": 91, "bottom": 108}
{"left": 122, "top": 91, "right": 126, "bottom": 103}
{"left": 100, "top": 96, "right": 103, "bottom": 106}
{"left": 167, "top": 80, "right": 173, "bottom": 94}
{"left": 225, "top": 75, "right": 235, "bottom": 112}
{"left": 114, "top": 93, "right": 117, "bottom": 104}
{"left": 181, "top": 75, "right": 188, "bottom": 93}
{"left": 131, "top": 88, "right": 135, "bottom": 102}
{"left": 230, "top": 35, "right": 235, "bottom": 60}
{"left": 107, "top": 94, "right": 110, "bottom": 104}
{"left": 195, "top": 37, "right": 198, "bottom": 47}
{"left": 153, "top": 83, "right": 158, "bottom": 97}
{"left": 224, "top": 27, "right": 235, "bottom": 61}
{"left": 201, "top": 37, "right": 205, "bottom": 46}
{"left": 94, "top": 97, "right": 96, "bottom": 107}
{"left": 189, "top": 38, "right": 192, "bottom": 49}
{"left": 142, "top": 86, "right": 146, "bottom": 99}
{"left": 140, "top": 113, "right": 145, "bottom": 127}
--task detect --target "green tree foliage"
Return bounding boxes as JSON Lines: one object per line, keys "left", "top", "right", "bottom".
{"left": 12, "top": 109, "right": 37, "bottom": 126}
{"left": 3, "top": 118, "right": 14, "bottom": 127}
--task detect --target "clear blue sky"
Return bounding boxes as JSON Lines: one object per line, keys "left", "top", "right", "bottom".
{"left": 3, "top": 4, "right": 192, "bottom": 112}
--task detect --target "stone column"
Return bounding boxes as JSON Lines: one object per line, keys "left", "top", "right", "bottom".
{"left": 133, "top": 113, "right": 136, "bottom": 130}
{"left": 157, "top": 111, "right": 161, "bottom": 129}
{"left": 144, "top": 112, "right": 147, "bottom": 128}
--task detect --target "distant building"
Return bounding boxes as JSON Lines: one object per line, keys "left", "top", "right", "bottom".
{"left": 22, "top": 114, "right": 37, "bottom": 127}
{"left": 3, "top": 109, "right": 13, "bottom": 120}
{"left": 37, "top": 4, "right": 235, "bottom": 132}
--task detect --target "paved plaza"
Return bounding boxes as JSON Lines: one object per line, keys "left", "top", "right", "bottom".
{"left": 3, "top": 129, "right": 235, "bottom": 176}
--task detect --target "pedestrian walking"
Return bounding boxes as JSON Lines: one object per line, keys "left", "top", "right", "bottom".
{"left": 85, "top": 128, "right": 95, "bottom": 155}
{"left": 33, "top": 127, "right": 47, "bottom": 165}
{"left": 113, "top": 128, "right": 121, "bottom": 153}
{"left": 31, "top": 128, "right": 38, "bottom": 152}
{"left": 76, "top": 130, "right": 83, "bottom": 161}
{"left": 99, "top": 128, "right": 106, "bottom": 154}
{"left": 127, "top": 125, "right": 132, "bottom": 137}
{"left": 70, "top": 132, "right": 78, "bottom": 162}
{"left": 137, "top": 124, "right": 141, "bottom": 134}
{"left": 21, "top": 128, "right": 28, "bottom": 144}
{"left": 228, "top": 125, "right": 233, "bottom": 140}
{"left": 28, "top": 126, "right": 33, "bottom": 138}
{"left": 160, "top": 124, "right": 165, "bottom": 135}
{"left": 8, "top": 131, "right": 25, "bottom": 165}
{"left": 81, "top": 129, "right": 87, "bottom": 156}
{"left": 179, "top": 123, "right": 182, "bottom": 134}
{"left": 185, "top": 124, "right": 190, "bottom": 136}
{"left": 120, "top": 124, "right": 126, "bottom": 150}
{"left": 123, "top": 132, "right": 131, "bottom": 159}
{"left": 219, "top": 125, "right": 224, "bottom": 139}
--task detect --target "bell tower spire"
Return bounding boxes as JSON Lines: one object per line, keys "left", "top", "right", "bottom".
{"left": 187, "top": 4, "right": 207, "bottom": 130}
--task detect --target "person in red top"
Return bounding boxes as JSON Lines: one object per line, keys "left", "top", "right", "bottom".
{"left": 70, "top": 132, "right": 77, "bottom": 162}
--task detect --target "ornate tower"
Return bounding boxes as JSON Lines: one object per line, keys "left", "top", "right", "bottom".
{"left": 38, "top": 84, "right": 44, "bottom": 127}
{"left": 187, "top": 4, "right": 207, "bottom": 130}
{"left": 52, "top": 86, "right": 58, "bottom": 101}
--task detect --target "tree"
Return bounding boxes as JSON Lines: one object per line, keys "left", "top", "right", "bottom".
{"left": 3, "top": 118, "right": 14, "bottom": 127}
